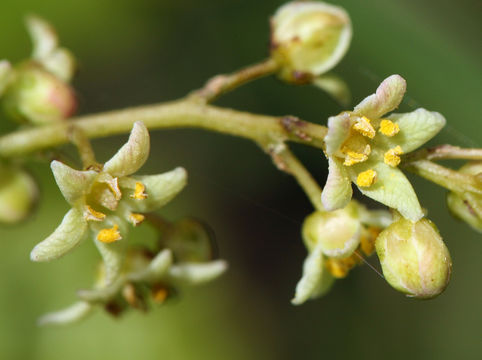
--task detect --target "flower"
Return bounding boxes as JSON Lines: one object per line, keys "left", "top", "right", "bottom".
{"left": 270, "top": 1, "right": 352, "bottom": 83}
{"left": 321, "top": 75, "right": 446, "bottom": 221}
{"left": 30, "top": 122, "right": 187, "bottom": 284}
{"left": 292, "top": 201, "right": 391, "bottom": 304}
{"left": 38, "top": 234, "right": 227, "bottom": 326}
{"left": 376, "top": 216, "right": 452, "bottom": 299}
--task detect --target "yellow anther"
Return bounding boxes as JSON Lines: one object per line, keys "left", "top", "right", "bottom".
{"left": 97, "top": 224, "right": 122, "bottom": 243}
{"left": 151, "top": 285, "right": 169, "bottom": 304}
{"left": 356, "top": 169, "right": 377, "bottom": 187}
{"left": 384, "top": 145, "right": 404, "bottom": 167}
{"left": 353, "top": 116, "right": 376, "bottom": 139}
{"left": 131, "top": 182, "right": 147, "bottom": 200}
{"left": 379, "top": 119, "right": 400, "bottom": 137}
{"left": 342, "top": 144, "right": 371, "bottom": 166}
{"left": 84, "top": 205, "right": 106, "bottom": 221}
{"left": 129, "top": 213, "right": 145, "bottom": 226}
{"left": 360, "top": 227, "right": 379, "bottom": 256}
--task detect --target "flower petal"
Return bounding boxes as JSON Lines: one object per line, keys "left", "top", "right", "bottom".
{"left": 291, "top": 246, "right": 333, "bottom": 305}
{"left": 77, "top": 277, "right": 125, "bottom": 302}
{"left": 30, "top": 207, "right": 88, "bottom": 261}
{"left": 128, "top": 249, "right": 173, "bottom": 282}
{"left": 352, "top": 162, "right": 424, "bottom": 221}
{"left": 51, "top": 160, "right": 98, "bottom": 205}
{"left": 354, "top": 75, "right": 406, "bottom": 119}
{"left": 126, "top": 167, "right": 187, "bottom": 212}
{"left": 26, "top": 15, "right": 58, "bottom": 60}
{"left": 103, "top": 122, "right": 150, "bottom": 177}
{"left": 321, "top": 157, "right": 352, "bottom": 211}
{"left": 325, "top": 112, "right": 353, "bottom": 156}
{"left": 37, "top": 301, "right": 92, "bottom": 326}
{"left": 387, "top": 108, "right": 446, "bottom": 153}
{"left": 167, "top": 260, "right": 228, "bottom": 285}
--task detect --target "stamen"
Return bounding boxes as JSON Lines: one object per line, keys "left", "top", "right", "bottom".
{"left": 129, "top": 213, "right": 145, "bottom": 226}
{"left": 356, "top": 169, "right": 377, "bottom": 187}
{"left": 353, "top": 116, "right": 376, "bottom": 139}
{"left": 379, "top": 119, "right": 400, "bottom": 137}
{"left": 360, "top": 227, "right": 380, "bottom": 256}
{"left": 97, "top": 224, "right": 122, "bottom": 243}
{"left": 106, "top": 178, "right": 122, "bottom": 200}
{"left": 342, "top": 144, "right": 371, "bottom": 166}
{"left": 384, "top": 145, "right": 404, "bottom": 167}
{"left": 131, "top": 182, "right": 147, "bottom": 200}
{"left": 151, "top": 285, "right": 169, "bottom": 304}
{"left": 84, "top": 205, "right": 106, "bottom": 221}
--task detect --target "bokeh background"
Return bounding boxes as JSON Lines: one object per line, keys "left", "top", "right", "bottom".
{"left": 0, "top": 0, "right": 480, "bottom": 359}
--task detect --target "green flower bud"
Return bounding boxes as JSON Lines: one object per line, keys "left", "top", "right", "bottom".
{"left": 2, "top": 62, "right": 76, "bottom": 125}
{"left": 0, "top": 164, "right": 38, "bottom": 224}
{"left": 376, "top": 217, "right": 452, "bottom": 299}
{"left": 446, "top": 161, "right": 482, "bottom": 232}
{"left": 302, "top": 202, "right": 361, "bottom": 259}
{"left": 270, "top": 1, "right": 352, "bottom": 83}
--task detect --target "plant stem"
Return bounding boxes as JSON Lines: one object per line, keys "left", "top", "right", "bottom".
{"left": 67, "top": 125, "right": 100, "bottom": 170}
{"left": 190, "top": 58, "right": 280, "bottom": 102}
{"left": 403, "top": 144, "right": 482, "bottom": 162}
{"left": 404, "top": 160, "right": 482, "bottom": 195}
{"left": 0, "top": 100, "right": 327, "bottom": 158}
{"left": 261, "top": 141, "right": 324, "bottom": 211}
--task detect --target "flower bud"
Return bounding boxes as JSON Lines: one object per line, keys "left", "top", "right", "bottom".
{"left": 446, "top": 161, "right": 482, "bottom": 232}
{"left": 2, "top": 62, "right": 76, "bottom": 125}
{"left": 270, "top": 1, "right": 352, "bottom": 83}
{"left": 302, "top": 202, "right": 360, "bottom": 259}
{"left": 0, "top": 164, "right": 38, "bottom": 224}
{"left": 376, "top": 217, "right": 451, "bottom": 299}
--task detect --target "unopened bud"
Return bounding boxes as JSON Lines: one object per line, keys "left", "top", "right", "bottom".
{"left": 376, "top": 217, "right": 452, "bottom": 299}
{"left": 2, "top": 62, "right": 76, "bottom": 125}
{"left": 270, "top": 1, "right": 352, "bottom": 83}
{"left": 446, "top": 161, "right": 482, "bottom": 232}
{"left": 0, "top": 164, "right": 38, "bottom": 224}
{"left": 302, "top": 202, "right": 360, "bottom": 259}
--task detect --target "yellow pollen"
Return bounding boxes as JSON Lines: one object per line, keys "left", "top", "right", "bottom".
{"left": 360, "top": 227, "right": 380, "bottom": 256}
{"left": 97, "top": 224, "right": 122, "bottom": 243}
{"left": 84, "top": 205, "right": 106, "bottom": 221}
{"left": 343, "top": 144, "right": 371, "bottom": 166}
{"left": 384, "top": 145, "right": 404, "bottom": 167}
{"left": 379, "top": 119, "right": 400, "bottom": 137}
{"left": 129, "top": 213, "right": 145, "bottom": 226}
{"left": 353, "top": 116, "right": 376, "bottom": 139}
{"left": 151, "top": 285, "right": 169, "bottom": 304}
{"left": 356, "top": 169, "right": 377, "bottom": 187}
{"left": 131, "top": 182, "right": 147, "bottom": 200}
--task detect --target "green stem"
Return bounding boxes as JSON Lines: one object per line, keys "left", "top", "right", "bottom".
{"left": 67, "top": 125, "right": 100, "bottom": 170}
{"left": 0, "top": 100, "right": 327, "bottom": 158}
{"left": 403, "top": 144, "right": 482, "bottom": 162}
{"left": 261, "top": 141, "right": 324, "bottom": 211}
{"left": 190, "top": 58, "right": 279, "bottom": 102}
{"left": 404, "top": 160, "right": 482, "bottom": 195}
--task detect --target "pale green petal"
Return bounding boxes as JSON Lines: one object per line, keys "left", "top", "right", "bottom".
{"left": 325, "top": 112, "right": 353, "bottom": 155}
{"left": 126, "top": 167, "right": 187, "bottom": 212}
{"left": 354, "top": 75, "right": 406, "bottom": 119}
{"left": 30, "top": 207, "right": 88, "bottom": 261}
{"left": 77, "top": 277, "right": 125, "bottom": 302}
{"left": 51, "top": 160, "right": 98, "bottom": 205}
{"left": 103, "top": 122, "right": 150, "bottom": 177}
{"left": 167, "top": 260, "right": 228, "bottom": 285}
{"left": 352, "top": 162, "right": 424, "bottom": 221}
{"left": 292, "top": 246, "right": 333, "bottom": 305}
{"left": 42, "top": 48, "right": 76, "bottom": 82}
{"left": 387, "top": 108, "right": 446, "bottom": 153}
{"left": 37, "top": 302, "right": 92, "bottom": 326}
{"left": 321, "top": 157, "right": 352, "bottom": 210}
{"left": 0, "top": 60, "right": 13, "bottom": 96}
{"left": 128, "top": 249, "right": 173, "bottom": 282}
{"left": 26, "top": 15, "right": 58, "bottom": 60}
{"left": 312, "top": 73, "right": 351, "bottom": 107}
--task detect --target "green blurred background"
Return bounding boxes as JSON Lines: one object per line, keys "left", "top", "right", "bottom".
{"left": 0, "top": 0, "right": 480, "bottom": 359}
